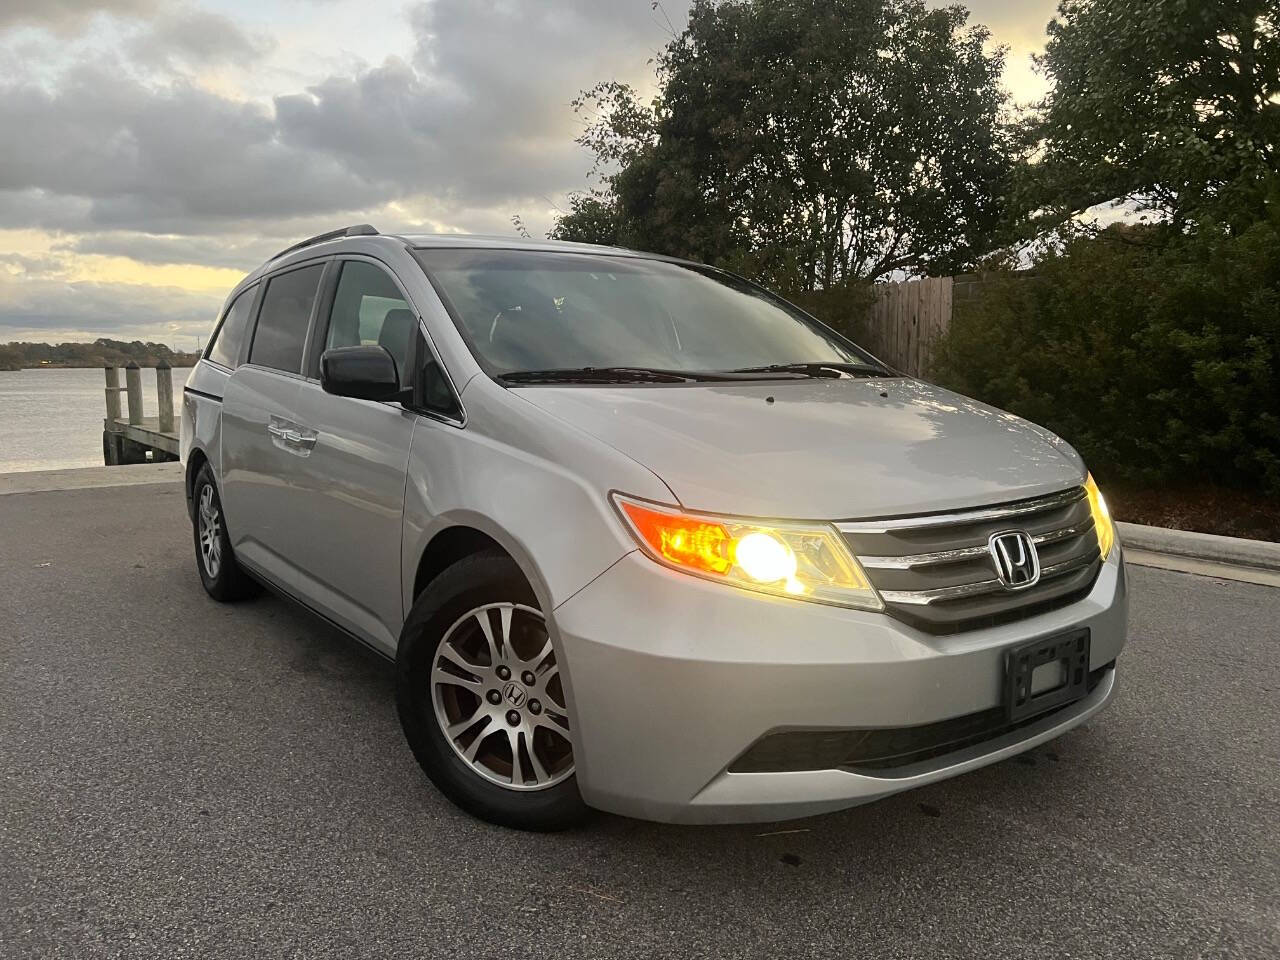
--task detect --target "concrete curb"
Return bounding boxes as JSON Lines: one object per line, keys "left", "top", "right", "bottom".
{"left": 1118, "top": 521, "right": 1280, "bottom": 572}
{"left": 0, "top": 462, "right": 183, "bottom": 495}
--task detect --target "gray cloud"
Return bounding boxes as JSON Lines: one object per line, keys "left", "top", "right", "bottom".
{"left": 55, "top": 231, "right": 280, "bottom": 270}
{"left": 126, "top": 8, "right": 276, "bottom": 69}
{"left": 0, "top": 276, "right": 221, "bottom": 342}
{"left": 276, "top": 0, "right": 677, "bottom": 208}
{"left": 0, "top": 0, "right": 684, "bottom": 339}
{"left": 0, "top": 63, "right": 393, "bottom": 229}
{"left": 0, "top": 1, "right": 675, "bottom": 232}
{"left": 0, "top": 251, "right": 66, "bottom": 275}
{"left": 0, "top": 0, "right": 159, "bottom": 33}
{"left": 0, "top": 189, "right": 93, "bottom": 233}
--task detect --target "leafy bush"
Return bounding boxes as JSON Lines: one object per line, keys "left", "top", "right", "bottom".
{"left": 933, "top": 223, "right": 1280, "bottom": 494}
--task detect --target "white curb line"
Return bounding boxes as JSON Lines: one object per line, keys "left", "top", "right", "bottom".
{"left": 1118, "top": 521, "right": 1280, "bottom": 572}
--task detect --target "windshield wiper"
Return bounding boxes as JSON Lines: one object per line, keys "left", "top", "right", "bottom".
{"left": 729, "top": 362, "right": 894, "bottom": 379}
{"left": 499, "top": 366, "right": 727, "bottom": 385}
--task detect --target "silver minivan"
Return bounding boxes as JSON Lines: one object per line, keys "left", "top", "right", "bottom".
{"left": 181, "top": 225, "right": 1127, "bottom": 830}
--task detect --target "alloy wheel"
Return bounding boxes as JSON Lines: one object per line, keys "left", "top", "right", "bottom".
{"left": 198, "top": 484, "right": 223, "bottom": 579}
{"left": 430, "top": 602, "right": 573, "bottom": 791}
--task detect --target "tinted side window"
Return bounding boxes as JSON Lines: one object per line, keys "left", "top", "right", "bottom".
{"left": 249, "top": 264, "right": 324, "bottom": 373}
{"left": 325, "top": 261, "right": 415, "bottom": 384}
{"left": 207, "top": 286, "right": 256, "bottom": 369}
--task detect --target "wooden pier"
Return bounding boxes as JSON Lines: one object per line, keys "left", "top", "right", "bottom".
{"left": 102, "top": 361, "right": 181, "bottom": 465}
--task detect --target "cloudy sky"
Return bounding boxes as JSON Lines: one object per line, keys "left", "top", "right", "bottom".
{"left": 0, "top": 0, "right": 1057, "bottom": 347}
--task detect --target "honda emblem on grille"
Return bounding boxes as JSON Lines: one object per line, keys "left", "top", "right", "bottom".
{"left": 988, "top": 530, "right": 1040, "bottom": 590}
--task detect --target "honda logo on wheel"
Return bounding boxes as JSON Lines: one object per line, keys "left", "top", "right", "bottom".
{"left": 502, "top": 681, "right": 527, "bottom": 707}
{"left": 988, "top": 530, "right": 1040, "bottom": 590}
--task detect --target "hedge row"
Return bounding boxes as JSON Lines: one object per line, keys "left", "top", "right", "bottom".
{"left": 929, "top": 224, "right": 1280, "bottom": 495}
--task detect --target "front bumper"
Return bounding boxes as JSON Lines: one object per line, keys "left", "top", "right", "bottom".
{"left": 551, "top": 546, "right": 1127, "bottom": 823}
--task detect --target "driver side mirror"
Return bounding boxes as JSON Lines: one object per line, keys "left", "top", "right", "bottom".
{"left": 320, "top": 345, "right": 403, "bottom": 402}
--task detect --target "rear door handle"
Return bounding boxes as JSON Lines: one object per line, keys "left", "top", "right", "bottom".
{"left": 267, "top": 416, "right": 314, "bottom": 450}
{"left": 266, "top": 422, "right": 303, "bottom": 444}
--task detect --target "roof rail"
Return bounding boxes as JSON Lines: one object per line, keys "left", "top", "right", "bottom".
{"left": 270, "top": 224, "right": 379, "bottom": 261}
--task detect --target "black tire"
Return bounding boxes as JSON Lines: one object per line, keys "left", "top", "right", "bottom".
{"left": 397, "top": 550, "right": 588, "bottom": 831}
{"left": 191, "top": 463, "right": 259, "bottom": 602}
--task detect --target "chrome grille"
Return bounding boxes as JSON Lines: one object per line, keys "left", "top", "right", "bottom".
{"left": 839, "top": 487, "right": 1101, "bottom": 634}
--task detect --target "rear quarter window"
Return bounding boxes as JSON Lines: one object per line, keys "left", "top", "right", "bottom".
{"left": 206, "top": 285, "right": 257, "bottom": 369}
{"left": 249, "top": 263, "right": 325, "bottom": 374}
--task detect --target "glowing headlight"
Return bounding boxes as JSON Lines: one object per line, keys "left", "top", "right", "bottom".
{"left": 1084, "top": 472, "right": 1117, "bottom": 559}
{"left": 612, "top": 495, "right": 883, "bottom": 610}
{"left": 733, "top": 531, "right": 800, "bottom": 590}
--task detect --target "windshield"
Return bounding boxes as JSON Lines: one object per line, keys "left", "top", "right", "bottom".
{"left": 414, "top": 249, "right": 883, "bottom": 380}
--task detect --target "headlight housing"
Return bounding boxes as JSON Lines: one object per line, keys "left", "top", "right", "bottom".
{"left": 612, "top": 494, "right": 883, "bottom": 611}
{"left": 1084, "top": 472, "right": 1117, "bottom": 560}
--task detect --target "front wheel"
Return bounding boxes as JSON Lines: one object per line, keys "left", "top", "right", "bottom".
{"left": 396, "top": 551, "right": 586, "bottom": 830}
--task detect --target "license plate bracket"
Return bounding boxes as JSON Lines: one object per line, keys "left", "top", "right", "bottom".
{"left": 1004, "top": 629, "right": 1091, "bottom": 722}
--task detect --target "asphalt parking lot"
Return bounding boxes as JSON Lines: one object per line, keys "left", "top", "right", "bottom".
{"left": 3, "top": 480, "right": 1277, "bottom": 959}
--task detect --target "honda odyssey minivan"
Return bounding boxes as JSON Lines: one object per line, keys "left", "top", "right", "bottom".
{"left": 181, "top": 224, "right": 1126, "bottom": 830}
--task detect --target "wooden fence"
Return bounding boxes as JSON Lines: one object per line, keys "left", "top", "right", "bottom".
{"left": 859, "top": 276, "right": 953, "bottom": 378}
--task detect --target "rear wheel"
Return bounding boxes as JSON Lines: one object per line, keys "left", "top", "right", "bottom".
{"left": 397, "top": 551, "right": 586, "bottom": 830}
{"left": 191, "top": 463, "right": 258, "bottom": 602}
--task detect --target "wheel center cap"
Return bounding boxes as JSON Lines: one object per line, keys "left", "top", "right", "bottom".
{"left": 502, "top": 680, "right": 527, "bottom": 708}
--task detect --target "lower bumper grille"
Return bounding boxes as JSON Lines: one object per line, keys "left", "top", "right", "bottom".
{"left": 728, "top": 662, "right": 1114, "bottom": 776}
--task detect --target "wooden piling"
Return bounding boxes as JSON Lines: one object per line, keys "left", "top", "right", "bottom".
{"left": 156, "top": 360, "right": 174, "bottom": 434}
{"left": 124, "top": 362, "right": 143, "bottom": 426}
{"left": 104, "top": 366, "right": 123, "bottom": 422}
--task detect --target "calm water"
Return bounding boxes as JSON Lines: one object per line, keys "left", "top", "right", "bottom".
{"left": 0, "top": 367, "right": 193, "bottom": 473}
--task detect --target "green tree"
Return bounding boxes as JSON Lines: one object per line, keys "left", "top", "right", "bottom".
{"left": 555, "top": 0, "right": 1013, "bottom": 289}
{"left": 1024, "top": 0, "right": 1280, "bottom": 233}
{"left": 548, "top": 191, "right": 624, "bottom": 246}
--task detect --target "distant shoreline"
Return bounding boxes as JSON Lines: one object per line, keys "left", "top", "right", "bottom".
{"left": 1, "top": 361, "right": 198, "bottom": 371}
{"left": 1, "top": 339, "right": 201, "bottom": 372}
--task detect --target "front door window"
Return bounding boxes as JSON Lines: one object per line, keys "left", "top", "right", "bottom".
{"left": 325, "top": 261, "right": 415, "bottom": 384}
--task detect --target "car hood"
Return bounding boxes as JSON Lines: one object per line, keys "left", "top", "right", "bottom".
{"left": 511, "top": 377, "right": 1085, "bottom": 520}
